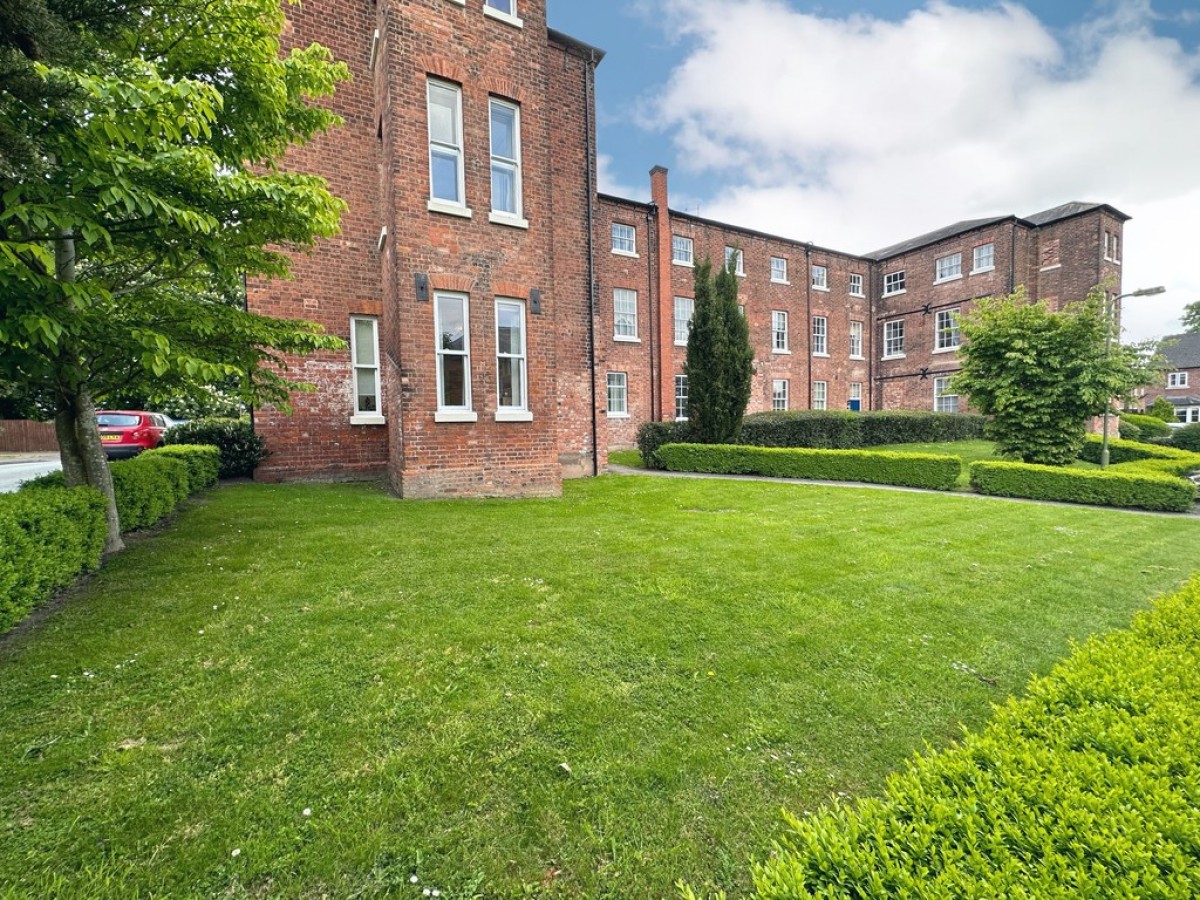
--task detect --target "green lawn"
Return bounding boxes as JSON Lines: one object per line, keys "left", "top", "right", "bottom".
{"left": 2, "top": 477, "right": 1198, "bottom": 899}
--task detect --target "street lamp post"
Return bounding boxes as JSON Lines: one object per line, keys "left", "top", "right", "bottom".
{"left": 1100, "top": 285, "right": 1166, "bottom": 468}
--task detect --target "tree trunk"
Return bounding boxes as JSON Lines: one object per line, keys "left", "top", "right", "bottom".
{"left": 55, "top": 224, "right": 124, "bottom": 554}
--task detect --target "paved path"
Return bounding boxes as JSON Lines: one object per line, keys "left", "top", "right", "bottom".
{"left": 605, "top": 464, "right": 1200, "bottom": 519}
{"left": 0, "top": 454, "right": 62, "bottom": 493}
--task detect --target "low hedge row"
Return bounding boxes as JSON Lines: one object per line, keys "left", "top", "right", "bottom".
{"left": 657, "top": 443, "right": 962, "bottom": 490}
{"left": 164, "top": 417, "right": 267, "bottom": 478}
{"left": 1120, "top": 412, "right": 1173, "bottom": 440}
{"left": 970, "top": 460, "right": 1196, "bottom": 512}
{"left": 0, "top": 487, "right": 107, "bottom": 633}
{"left": 636, "top": 420, "right": 693, "bottom": 469}
{"left": 1077, "top": 434, "right": 1200, "bottom": 466}
{"left": 739, "top": 410, "right": 988, "bottom": 449}
{"left": 6, "top": 446, "right": 221, "bottom": 633}
{"left": 718, "top": 575, "right": 1200, "bottom": 899}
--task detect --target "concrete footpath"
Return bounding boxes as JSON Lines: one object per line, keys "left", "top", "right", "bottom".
{"left": 0, "top": 453, "right": 62, "bottom": 493}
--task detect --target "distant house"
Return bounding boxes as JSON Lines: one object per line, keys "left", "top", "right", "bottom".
{"left": 1144, "top": 333, "right": 1200, "bottom": 424}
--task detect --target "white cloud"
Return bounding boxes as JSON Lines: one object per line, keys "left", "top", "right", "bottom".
{"left": 596, "top": 153, "right": 646, "bottom": 201}
{"left": 646, "top": 0, "right": 1200, "bottom": 341}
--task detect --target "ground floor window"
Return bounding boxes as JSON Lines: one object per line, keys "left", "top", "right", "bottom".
{"left": 934, "top": 376, "right": 959, "bottom": 413}
{"left": 350, "top": 316, "right": 381, "bottom": 418}
{"left": 1176, "top": 405, "right": 1200, "bottom": 424}
{"left": 772, "top": 379, "right": 788, "bottom": 411}
{"left": 495, "top": 299, "right": 527, "bottom": 413}
{"left": 435, "top": 292, "right": 472, "bottom": 414}
{"left": 812, "top": 380, "right": 827, "bottom": 410}
{"left": 606, "top": 372, "right": 628, "bottom": 416}
{"left": 674, "top": 374, "right": 688, "bottom": 421}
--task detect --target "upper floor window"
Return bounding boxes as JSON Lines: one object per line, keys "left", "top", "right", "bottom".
{"left": 613, "top": 288, "right": 638, "bottom": 340}
{"left": 674, "top": 297, "right": 694, "bottom": 345}
{"left": 489, "top": 98, "right": 523, "bottom": 222}
{"left": 973, "top": 243, "right": 995, "bottom": 273}
{"left": 1104, "top": 230, "right": 1120, "bottom": 262}
{"left": 350, "top": 316, "right": 382, "bottom": 422}
{"left": 612, "top": 223, "right": 637, "bottom": 256}
{"left": 772, "top": 310, "right": 789, "bottom": 352}
{"left": 725, "top": 246, "right": 744, "bottom": 276}
{"left": 883, "top": 270, "right": 906, "bottom": 296}
{"left": 1168, "top": 371, "right": 1189, "bottom": 388}
{"left": 935, "top": 308, "right": 961, "bottom": 351}
{"left": 849, "top": 273, "right": 864, "bottom": 297}
{"left": 849, "top": 320, "right": 864, "bottom": 358}
{"left": 935, "top": 253, "right": 962, "bottom": 282}
{"left": 495, "top": 299, "right": 528, "bottom": 415}
{"left": 483, "top": 0, "right": 522, "bottom": 26}
{"left": 672, "top": 235, "right": 694, "bottom": 266}
{"left": 812, "top": 316, "right": 828, "bottom": 355}
{"left": 883, "top": 319, "right": 905, "bottom": 358}
{"left": 427, "top": 80, "right": 466, "bottom": 211}
{"left": 934, "top": 376, "right": 959, "bottom": 413}
{"left": 771, "top": 257, "right": 788, "bottom": 283}
{"left": 811, "top": 264, "right": 828, "bottom": 290}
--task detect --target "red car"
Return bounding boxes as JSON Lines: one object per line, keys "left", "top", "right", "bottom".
{"left": 96, "top": 411, "right": 171, "bottom": 459}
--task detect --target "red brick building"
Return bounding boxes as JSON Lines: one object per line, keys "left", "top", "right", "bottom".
{"left": 250, "top": 1, "right": 1129, "bottom": 496}
{"left": 1141, "top": 333, "right": 1200, "bottom": 424}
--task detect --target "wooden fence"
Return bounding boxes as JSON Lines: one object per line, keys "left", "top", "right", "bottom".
{"left": 0, "top": 420, "right": 59, "bottom": 453}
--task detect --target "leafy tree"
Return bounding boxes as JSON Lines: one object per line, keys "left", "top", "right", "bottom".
{"left": 683, "top": 258, "right": 754, "bottom": 443}
{"left": 1148, "top": 396, "right": 1177, "bottom": 422}
{"left": 952, "top": 288, "right": 1155, "bottom": 466}
{"left": 1178, "top": 300, "right": 1200, "bottom": 334}
{"left": 0, "top": 0, "right": 349, "bottom": 552}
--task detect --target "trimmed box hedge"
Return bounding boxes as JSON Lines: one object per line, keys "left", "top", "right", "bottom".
{"left": 0, "top": 487, "right": 107, "bottom": 633}
{"left": 971, "top": 460, "right": 1196, "bottom": 512}
{"left": 163, "top": 417, "right": 268, "bottom": 478}
{"left": 738, "top": 410, "right": 987, "bottom": 450}
{"left": 1077, "top": 434, "right": 1200, "bottom": 467}
{"left": 636, "top": 420, "right": 693, "bottom": 470}
{"left": 143, "top": 444, "right": 220, "bottom": 492}
{"left": 721, "top": 575, "right": 1200, "bottom": 900}
{"left": 658, "top": 443, "right": 962, "bottom": 491}
{"left": 1120, "top": 412, "right": 1173, "bottom": 440}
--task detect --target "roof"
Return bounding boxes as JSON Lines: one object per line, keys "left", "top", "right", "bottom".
{"left": 1160, "top": 332, "right": 1200, "bottom": 369}
{"left": 547, "top": 28, "right": 606, "bottom": 64}
{"left": 865, "top": 216, "right": 1011, "bottom": 262}
{"left": 1023, "top": 201, "right": 1131, "bottom": 226}
{"left": 1166, "top": 396, "right": 1200, "bottom": 406}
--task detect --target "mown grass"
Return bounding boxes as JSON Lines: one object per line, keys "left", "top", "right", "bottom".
{"left": 2, "top": 477, "right": 1198, "bottom": 899}
{"left": 606, "top": 448, "right": 642, "bottom": 468}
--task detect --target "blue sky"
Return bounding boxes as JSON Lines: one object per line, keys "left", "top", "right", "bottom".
{"left": 546, "top": 0, "right": 1200, "bottom": 341}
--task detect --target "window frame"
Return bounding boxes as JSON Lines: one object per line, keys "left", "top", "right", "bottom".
{"left": 935, "top": 308, "right": 961, "bottom": 352}
{"left": 611, "top": 223, "right": 637, "bottom": 256}
{"left": 883, "top": 270, "right": 906, "bottom": 296}
{"left": 849, "top": 320, "right": 864, "bottom": 359}
{"left": 724, "top": 246, "right": 744, "bottom": 276}
{"left": 812, "top": 380, "right": 828, "bottom": 411}
{"left": 772, "top": 379, "right": 789, "bottom": 411}
{"left": 772, "top": 310, "right": 789, "bottom": 353}
{"left": 849, "top": 382, "right": 862, "bottom": 403}
{"left": 488, "top": 97, "right": 526, "bottom": 226}
{"left": 812, "top": 315, "right": 828, "bottom": 356}
{"left": 674, "top": 374, "right": 688, "bottom": 421}
{"left": 673, "top": 296, "right": 694, "bottom": 346}
{"left": 972, "top": 243, "right": 995, "bottom": 273}
{"left": 672, "top": 235, "right": 694, "bottom": 267}
{"left": 606, "top": 372, "right": 628, "bottom": 418}
{"left": 1168, "top": 371, "right": 1189, "bottom": 388}
{"left": 934, "top": 252, "right": 962, "bottom": 283}
{"left": 934, "top": 376, "right": 959, "bottom": 413}
{"left": 849, "top": 273, "right": 864, "bottom": 297}
{"left": 494, "top": 298, "right": 530, "bottom": 421}
{"left": 811, "top": 264, "right": 828, "bottom": 291}
{"left": 771, "top": 256, "right": 789, "bottom": 284}
{"left": 434, "top": 291, "right": 476, "bottom": 422}
{"left": 613, "top": 288, "right": 639, "bottom": 341}
{"left": 426, "top": 79, "right": 469, "bottom": 216}
{"left": 483, "top": 0, "right": 523, "bottom": 27}
{"left": 350, "top": 315, "right": 384, "bottom": 424}
{"left": 883, "top": 319, "right": 905, "bottom": 358}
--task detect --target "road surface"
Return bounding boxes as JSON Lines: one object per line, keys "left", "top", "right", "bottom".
{"left": 0, "top": 455, "right": 62, "bottom": 493}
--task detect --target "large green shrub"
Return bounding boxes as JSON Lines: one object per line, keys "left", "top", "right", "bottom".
{"left": 143, "top": 444, "right": 220, "bottom": 490}
{"left": 738, "top": 410, "right": 986, "bottom": 450}
{"left": 1120, "top": 412, "right": 1172, "bottom": 440}
{"left": 707, "top": 576, "right": 1200, "bottom": 900}
{"left": 1170, "top": 423, "right": 1200, "bottom": 453}
{"left": 636, "top": 420, "right": 693, "bottom": 470}
{"left": 0, "top": 487, "right": 106, "bottom": 632}
{"left": 164, "top": 417, "right": 268, "bottom": 477}
{"left": 971, "top": 460, "right": 1195, "bottom": 512}
{"left": 1148, "top": 395, "right": 1177, "bottom": 421}
{"left": 658, "top": 443, "right": 961, "bottom": 491}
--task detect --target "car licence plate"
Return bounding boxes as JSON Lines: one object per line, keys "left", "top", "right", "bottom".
{"left": 100, "top": 434, "right": 120, "bottom": 443}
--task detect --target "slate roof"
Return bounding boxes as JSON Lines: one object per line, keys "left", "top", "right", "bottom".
{"left": 865, "top": 216, "right": 1011, "bottom": 262}
{"left": 1160, "top": 332, "right": 1200, "bottom": 369}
